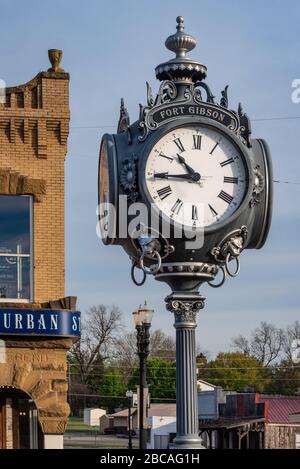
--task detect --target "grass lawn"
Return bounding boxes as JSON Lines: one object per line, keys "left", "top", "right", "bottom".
{"left": 66, "top": 416, "right": 97, "bottom": 433}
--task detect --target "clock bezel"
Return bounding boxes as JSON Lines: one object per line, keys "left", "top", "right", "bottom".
{"left": 139, "top": 118, "right": 254, "bottom": 235}
{"left": 98, "top": 133, "right": 118, "bottom": 245}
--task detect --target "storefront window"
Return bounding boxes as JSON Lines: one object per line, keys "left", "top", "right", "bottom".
{"left": 0, "top": 196, "right": 32, "bottom": 301}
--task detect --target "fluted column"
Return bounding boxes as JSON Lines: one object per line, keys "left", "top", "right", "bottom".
{"left": 166, "top": 291, "right": 205, "bottom": 449}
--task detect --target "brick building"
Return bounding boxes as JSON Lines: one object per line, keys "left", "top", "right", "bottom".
{"left": 0, "top": 50, "right": 80, "bottom": 449}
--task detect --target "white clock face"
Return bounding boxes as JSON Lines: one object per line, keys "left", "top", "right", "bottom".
{"left": 145, "top": 126, "right": 248, "bottom": 228}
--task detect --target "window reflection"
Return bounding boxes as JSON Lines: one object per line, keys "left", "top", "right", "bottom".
{"left": 0, "top": 196, "right": 31, "bottom": 300}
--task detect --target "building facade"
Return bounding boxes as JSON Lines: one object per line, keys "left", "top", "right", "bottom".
{"left": 0, "top": 50, "right": 80, "bottom": 449}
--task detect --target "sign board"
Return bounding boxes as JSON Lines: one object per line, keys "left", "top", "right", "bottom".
{"left": 0, "top": 309, "right": 81, "bottom": 337}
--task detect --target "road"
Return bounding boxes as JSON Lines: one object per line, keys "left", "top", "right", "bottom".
{"left": 64, "top": 432, "right": 139, "bottom": 449}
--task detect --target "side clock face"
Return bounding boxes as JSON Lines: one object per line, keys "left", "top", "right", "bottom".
{"left": 98, "top": 137, "right": 116, "bottom": 244}
{"left": 145, "top": 125, "right": 248, "bottom": 229}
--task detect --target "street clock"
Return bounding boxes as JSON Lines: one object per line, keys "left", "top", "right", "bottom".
{"left": 98, "top": 17, "right": 272, "bottom": 289}
{"left": 98, "top": 17, "right": 273, "bottom": 449}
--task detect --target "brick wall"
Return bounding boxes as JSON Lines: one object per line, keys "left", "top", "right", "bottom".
{"left": 0, "top": 55, "right": 70, "bottom": 303}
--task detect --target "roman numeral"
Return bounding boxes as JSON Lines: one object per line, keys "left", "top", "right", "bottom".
{"left": 159, "top": 152, "right": 173, "bottom": 162}
{"left": 209, "top": 142, "right": 219, "bottom": 155}
{"left": 171, "top": 198, "right": 183, "bottom": 214}
{"left": 220, "top": 157, "right": 234, "bottom": 167}
{"left": 208, "top": 204, "right": 218, "bottom": 217}
{"left": 192, "top": 205, "right": 198, "bottom": 220}
{"left": 157, "top": 185, "right": 172, "bottom": 200}
{"left": 192, "top": 134, "right": 202, "bottom": 150}
{"left": 174, "top": 138, "right": 185, "bottom": 153}
{"left": 218, "top": 190, "right": 233, "bottom": 204}
{"left": 224, "top": 176, "right": 238, "bottom": 184}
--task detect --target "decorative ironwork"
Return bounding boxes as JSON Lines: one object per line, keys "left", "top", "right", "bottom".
{"left": 166, "top": 298, "right": 205, "bottom": 324}
{"left": 117, "top": 98, "right": 130, "bottom": 133}
{"left": 155, "top": 16, "right": 207, "bottom": 83}
{"left": 220, "top": 85, "right": 229, "bottom": 108}
{"left": 120, "top": 153, "right": 138, "bottom": 201}
{"left": 250, "top": 165, "right": 265, "bottom": 207}
{"left": 138, "top": 81, "right": 241, "bottom": 142}
{"left": 193, "top": 81, "right": 215, "bottom": 104}
{"left": 168, "top": 299, "right": 205, "bottom": 324}
{"left": 238, "top": 102, "right": 252, "bottom": 148}
{"left": 211, "top": 226, "right": 248, "bottom": 263}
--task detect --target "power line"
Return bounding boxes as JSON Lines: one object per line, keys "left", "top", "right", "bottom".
{"left": 69, "top": 115, "right": 300, "bottom": 130}
{"left": 68, "top": 360, "right": 300, "bottom": 369}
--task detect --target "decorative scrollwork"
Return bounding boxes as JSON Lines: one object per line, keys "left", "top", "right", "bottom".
{"left": 220, "top": 85, "right": 229, "bottom": 108}
{"left": 193, "top": 81, "right": 215, "bottom": 104}
{"left": 146, "top": 81, "right": 154, "bottom": 107}
{"left": 120, "top": 153, "right": 138, "bottom": 202}
{"left": 250, "top": 165, "right": 265, "bottom": 207}
{"left": 166, "top": 299, "right": 205, "bottom": 324}
{"left": 117, "top": 98, "right": 130, "bottom": 133}
{"left": 238, "top": 102, "right": 252, "bottom": 148}
{"left": 154, "top": 80, "right": 178, "bottom": 106}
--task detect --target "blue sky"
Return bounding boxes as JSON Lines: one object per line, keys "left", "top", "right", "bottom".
{"left": 1, "top": 0, "right": 299, "bottom": 355}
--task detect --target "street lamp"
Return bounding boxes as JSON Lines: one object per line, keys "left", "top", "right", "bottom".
{"left": 132, "top": 302, "right": 154, "bottom": 450}
{"left": 126, "top": 389, "right": 133, "bottom": 450}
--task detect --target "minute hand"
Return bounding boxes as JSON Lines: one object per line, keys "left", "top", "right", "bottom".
{"left": 154, "top": 172, "right": 200, "bottom": 181}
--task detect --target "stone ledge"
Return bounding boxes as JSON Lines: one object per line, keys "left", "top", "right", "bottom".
{"left": 0, "top": 168, "right": 46, "bottom": 202}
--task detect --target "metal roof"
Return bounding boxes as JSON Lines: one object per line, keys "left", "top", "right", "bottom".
{"left": 260, "top": 395, "right": 300, "bottom": 424}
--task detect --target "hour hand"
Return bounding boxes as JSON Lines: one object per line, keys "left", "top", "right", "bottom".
{"left": 177, "top": 153, "right": 198, "bottom": 176}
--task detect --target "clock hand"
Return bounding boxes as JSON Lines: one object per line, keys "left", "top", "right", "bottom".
{"left": 154, "top": 172, "right": 201, "bottom": 182}
{"left": 177, "top": 153, "right": 200, "bottom": 177}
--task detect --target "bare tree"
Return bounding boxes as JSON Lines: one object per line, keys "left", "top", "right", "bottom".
{"left": 70, "top": 304, "right": 122, "bottom": 383}
{"left": 232, "top": 335, "right": 250, "bottom": 355}
{"left": 282, "top": 321, "right": 300, "bottom": 362}
{"left": 251, "top": 322, "right": 284, "bottom": 365}
{"left": 112, "top": 328, "right": 176, "bottom": 366}
{"left": 232, "top": 322, "right": 284, "bottom": 365}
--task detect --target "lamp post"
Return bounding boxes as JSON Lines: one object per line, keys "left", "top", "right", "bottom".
{"left": 126, "top": 390, "right": 133, "bottom": 450}
{"left": 132, "top": 302, "right": 153, "bottom": 450}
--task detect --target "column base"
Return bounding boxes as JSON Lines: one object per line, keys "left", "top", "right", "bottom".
{"left": 170, "top": 435, "right": 206, "bottom": 449}
{"left": 44, "top": 434, "right": 64, "bottom": 449}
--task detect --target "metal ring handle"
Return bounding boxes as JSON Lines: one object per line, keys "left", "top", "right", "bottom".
{"left": 225, "top": 253, "right": 240, "bottom": 277}
{"left": 131, "top": 262, "right": 146, "bottom": 286}
{"left": 139, "top": 250, "right": 162, "bottom": 275}
{"left": 208, "top": 266, "right": 226, "bottom": 288}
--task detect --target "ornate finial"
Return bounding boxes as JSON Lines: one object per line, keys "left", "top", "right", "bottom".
{"left": 155, "top": 16, "right": 207, "bottom": 83}
{"left": 117, "top": 97, "right": 130, "bottom": 134}
{"left": 48, "top": 49, "right": 64, "bottom": 73}
{"left": 176, "top": 16, "right": 184, "bottom": 31}
{"left": 165, "top": 16, "right": 197, "bottom": 59}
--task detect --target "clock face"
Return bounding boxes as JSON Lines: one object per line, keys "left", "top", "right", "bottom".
{"left": 99, "top": 139, "right": 111, "bottom": 242}
{"left": 145, "top": 126, "right": 248, "bottom": 229}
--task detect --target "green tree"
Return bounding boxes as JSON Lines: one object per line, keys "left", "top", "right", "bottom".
{"left": 128, "top": 358, "right": 176, "bottom": 401}
{"left": 99, "top": 368, "right": 127, "bottom": 412}
{"left": 200, "top": 352, "right": 266, "bottom": 392}
{"left": 263, "top": 360, "right": 300, "bottom": 395}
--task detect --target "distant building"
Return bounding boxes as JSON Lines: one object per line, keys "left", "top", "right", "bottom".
{"left": 107, "top": 403, "right": 176, "bottom": 448}
{"left": 198, "top": 388, "right": 300, "bottom": 449}
{"left": 83, "top": 408, "right": 106, "bottom": 427}
{"left": 260, "top": 395, "right": 300, "bottom": 449}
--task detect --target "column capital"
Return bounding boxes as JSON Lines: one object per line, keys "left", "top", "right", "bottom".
{"left": 165, "top": 291, "right": 205, "bottom": 327}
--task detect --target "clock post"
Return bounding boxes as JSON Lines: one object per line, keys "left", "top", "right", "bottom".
{"left": 98, "top": 17, "right": 273, "bottom": 450}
